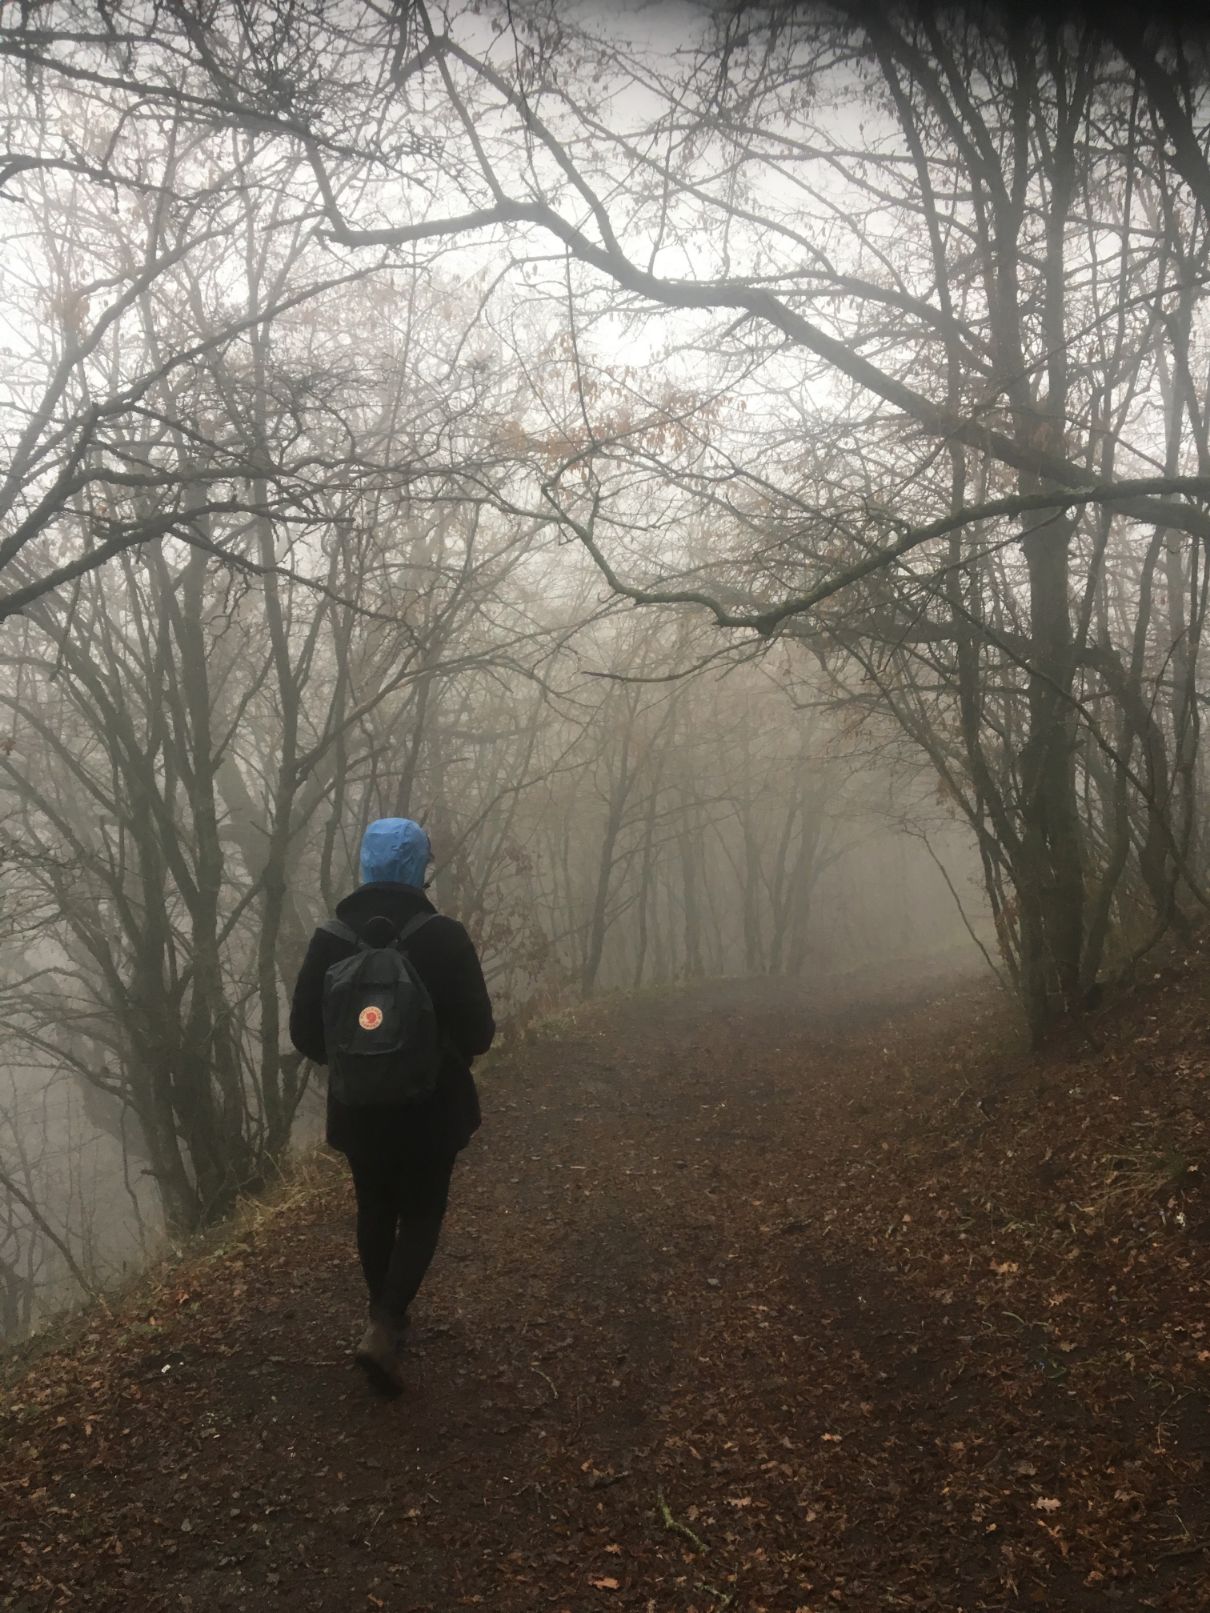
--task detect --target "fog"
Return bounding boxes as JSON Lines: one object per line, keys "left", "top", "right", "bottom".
{"left": 0, "top": 591, "right": 987, "bottom": 1333}
{"left": 1, "top": 2, "right": 1207, "bottom": 1341}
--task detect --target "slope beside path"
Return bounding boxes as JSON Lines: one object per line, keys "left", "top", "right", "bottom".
{"left": 3, "top": 966, "right": 1208, "bottom": 1611}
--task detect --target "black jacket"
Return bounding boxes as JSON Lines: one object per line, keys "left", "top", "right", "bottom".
{"left": 289, "top": 882, "right": 494, "bottom": 1159}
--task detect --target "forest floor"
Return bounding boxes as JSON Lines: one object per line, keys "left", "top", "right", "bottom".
{"left": 3, "top": 952, "right": 1210, "bottom": 1613}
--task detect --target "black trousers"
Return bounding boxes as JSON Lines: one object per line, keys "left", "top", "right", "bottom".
{"left": 346, "top": 1150, "right": 456, "bottom": 1326}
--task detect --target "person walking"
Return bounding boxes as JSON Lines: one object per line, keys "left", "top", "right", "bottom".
{"left": 289, "top": 817, "right": 494, "bottom": 1395}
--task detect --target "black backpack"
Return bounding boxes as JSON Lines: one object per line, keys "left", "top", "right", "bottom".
{"left": 319, "top": 914, "right": 441, "bottom": 1107}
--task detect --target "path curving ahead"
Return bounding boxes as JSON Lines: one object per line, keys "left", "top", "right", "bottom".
{"left": 2, "top": 973, "right": 1206, "bottom": 1611}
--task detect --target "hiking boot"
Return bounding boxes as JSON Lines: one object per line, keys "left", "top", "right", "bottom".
{"left": 354, "top": 1319, "right": 404, "bottom": 1398}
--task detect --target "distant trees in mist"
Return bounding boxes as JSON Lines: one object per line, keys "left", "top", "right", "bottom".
{"left": 2, "top": 2, "right": 1210, "bottom": 1334}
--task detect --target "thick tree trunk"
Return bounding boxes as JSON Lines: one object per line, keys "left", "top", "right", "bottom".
{"left": 1017, "top": 506, "right": 1083, "bottom": 1041}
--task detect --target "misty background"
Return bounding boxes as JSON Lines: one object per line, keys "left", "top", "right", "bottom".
{"left": 1, "top": 0, "right": 1206, "bottom": 1341}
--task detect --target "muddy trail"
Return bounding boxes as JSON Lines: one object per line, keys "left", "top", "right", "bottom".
{"left": 3, "top": 967, "right": 1209, "bottom": 1612}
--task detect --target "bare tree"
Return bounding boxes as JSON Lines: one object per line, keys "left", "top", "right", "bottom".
{"left": 221, "top": 1, "right": 1210, "bottom": 1036}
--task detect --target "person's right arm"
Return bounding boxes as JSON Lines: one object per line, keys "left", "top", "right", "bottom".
{"left": 429, "top": 919, "right": 495, "bottom": 1061}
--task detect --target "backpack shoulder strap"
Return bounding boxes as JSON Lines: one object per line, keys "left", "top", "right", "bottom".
{"left": 320, "top": 913, "right": 434, "bottom": 950}
{"left": 397, "top": 912, "right": 437, "bottom": 946}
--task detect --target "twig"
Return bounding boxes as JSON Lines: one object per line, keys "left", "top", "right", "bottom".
{"left": 530, "top": 1364, "right": 558, "bottom": 1400}
{"left": 1157, "top": 1539, "right": 1210, "bottom": 1564}
{"left": 696, "top": 1586, "right": 734, "bottom": 1610}
{"left": 657, "top": 1488, "right": 710, "bottom": 1553}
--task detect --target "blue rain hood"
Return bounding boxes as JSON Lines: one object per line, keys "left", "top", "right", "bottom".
{"left": 359, "top": 817, "right": 431, "bottom": 887}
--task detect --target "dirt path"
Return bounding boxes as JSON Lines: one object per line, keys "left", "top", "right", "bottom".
{"left": 3, "top": 972, "right": 1207, "bottom": 1611}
